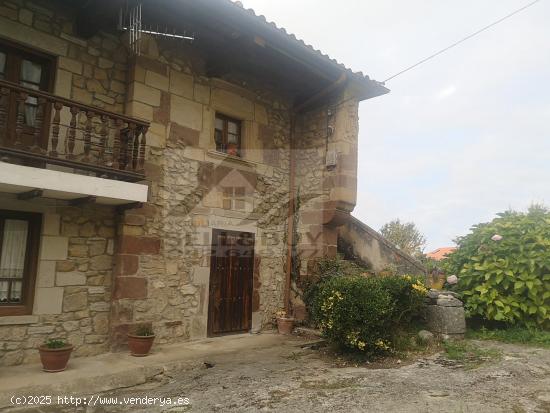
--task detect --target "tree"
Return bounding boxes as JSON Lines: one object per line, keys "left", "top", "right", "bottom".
{"left": 379, "top": 219, "right": 426, "bottom": 257}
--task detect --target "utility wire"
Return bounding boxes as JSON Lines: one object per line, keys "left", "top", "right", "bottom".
{"left": 383, "top": 0, "right": 543, "bottom": 83}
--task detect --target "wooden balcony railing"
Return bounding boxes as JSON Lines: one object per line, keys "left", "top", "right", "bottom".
{"left": 0, "top": 79, "right": 149, "bottom": 182}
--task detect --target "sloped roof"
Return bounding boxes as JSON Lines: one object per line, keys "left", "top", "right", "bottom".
{"left": 426, "top": 247, "right": 456, "bottom": 261}
{"left": 225, "top": 0, "right": 389, "bottom": 98}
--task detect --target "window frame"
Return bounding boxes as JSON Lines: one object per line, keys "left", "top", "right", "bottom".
{"left": 214, "top": 113, "right": 242, "bottom": 156}
{"left": 0, "top": 37, "right": 55, "bottom": 149}
{"left": 0, "top": 210, "right": 42, "bottom": 316}
{"left": 222, "top": 186, "right": 246, "bottom": 211}
{"left": 0, "top": 37, "right": 55, "bottom": 89}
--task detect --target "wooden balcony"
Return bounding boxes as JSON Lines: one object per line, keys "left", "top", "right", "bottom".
{"left": 0, "top": 79, "right": 149, "bottom": 182}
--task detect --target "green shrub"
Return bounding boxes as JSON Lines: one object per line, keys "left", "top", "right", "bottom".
{"left": 309, "top": 275, "right": 427, "bottom": 355}
{"left": 134, "top": 325, "right": 154, "bottom": 337}
{"left": 44, "top": 339, "right": 68, "bottom": 349}
{"left": 443, "top": 208, "right": 550, "bottom": 329}
{"left": 303, "top": 255, "right": 370, "bottom": 319}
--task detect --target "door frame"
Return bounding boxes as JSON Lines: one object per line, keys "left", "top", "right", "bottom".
{"left": 207, "top": 228, "right": 255, "bottom": 337}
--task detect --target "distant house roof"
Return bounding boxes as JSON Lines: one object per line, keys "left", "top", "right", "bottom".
{"left": 426, "top": 247, "right": 456, "bottom": 261}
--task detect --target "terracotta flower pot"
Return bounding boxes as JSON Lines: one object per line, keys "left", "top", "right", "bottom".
{"left": 226, "top": 144, "right": 239, "bottom": 156}
{"left": 277, "top": 317, "right": 295, "bottom": 335}
{"left": 127, "top": 334, "right": 155, "bottom": 357}
{"left": 38, "top": 345, "right": 73, "bottom": 372}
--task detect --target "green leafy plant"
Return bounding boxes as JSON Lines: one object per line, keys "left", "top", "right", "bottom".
{"left": 309, "top": 274, "right": 427, "bottom": 356}
{"left": 443, "top": 207, "right": 550, "bottom": 328}
{"left": 44, "top": 339, "right": 68, "bottom": 349}
{"left": 134, "top": 325, "right": 154, "bottom": 337}
{"left": 302, "top": 255, "right": 370, "bottom": 319}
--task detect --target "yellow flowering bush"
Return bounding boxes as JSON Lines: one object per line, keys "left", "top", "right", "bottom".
{"left": 310, "top": 274, "right": 427, "bottom": 355}
{"left": 412, "top": 282, "right": 428, "bottom": 294}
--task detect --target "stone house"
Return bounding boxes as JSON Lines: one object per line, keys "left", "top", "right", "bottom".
{"left": 0, "top": 0, "right": 418, "bottom": 367}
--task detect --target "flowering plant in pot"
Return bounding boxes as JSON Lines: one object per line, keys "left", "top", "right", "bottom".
{"left": 275, "top": 309, "right": 295, "bottom": 335}
{"left": 226, "top": 143, "right": 239, "bottom": 156}
{"left": 127, "top": 325, "right": 155, "bottom": 357}
{"left": 39, "top": 339, "right": 73, "bottom": 372}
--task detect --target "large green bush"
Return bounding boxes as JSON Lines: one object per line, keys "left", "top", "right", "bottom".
{"left": 443, "top": 208, "right": 550, "bottom": 329}
{"left": 309, "top": 275, "right": 427, "bottom": 355}
{"left": 302, "top": 255, "right": 370, "bottom": 318}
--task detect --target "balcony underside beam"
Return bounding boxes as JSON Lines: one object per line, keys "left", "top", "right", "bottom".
{"left": 0, "top": 162, "right": 148, "bottom": 206}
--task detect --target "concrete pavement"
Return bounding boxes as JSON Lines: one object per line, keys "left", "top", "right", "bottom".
{"left": 0, "top": 332, "right": 287, "bottom": 410}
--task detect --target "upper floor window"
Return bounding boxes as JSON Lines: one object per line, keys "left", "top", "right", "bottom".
{"left": 214, "top": 113, "right": 241, "bottom": 157}
{"left": 0, "top": 210, "right": 41, "bottom": 316}
{"left": 0, "top": 39, "right": 53, "bottom": 129}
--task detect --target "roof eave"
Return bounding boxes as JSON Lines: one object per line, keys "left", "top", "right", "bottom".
{"left": 221, "top": 0, "right": 389, "bottom": 100}
{"left": 354, "top": 77, "right": 391, "bottom": 101}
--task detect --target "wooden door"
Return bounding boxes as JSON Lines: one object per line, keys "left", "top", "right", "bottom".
{"left": 208, "top": 229, "right": 254, "bottom": 336}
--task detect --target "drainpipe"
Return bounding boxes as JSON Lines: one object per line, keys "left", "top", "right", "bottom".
{"left": 284, "top": 72, "right": 348, "bottom": 315}
{"left": 284, "top": 115, "right": 296, "bottom": 314}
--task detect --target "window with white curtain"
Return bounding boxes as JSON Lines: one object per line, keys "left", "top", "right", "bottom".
{"left": 0, "top": 210, "right": 41, "bottom": 316}
{"left": 0, "top": 39, "right": 52, "bottom": 138}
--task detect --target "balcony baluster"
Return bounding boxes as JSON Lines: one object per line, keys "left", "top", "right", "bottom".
{"left": 31, "top": 97, "right": 46, "bottom": 153}
{"left": 66, "top": 106, "right": 78, "bottom": 159}
{"left": 83, "top": 111, "right": 94, "bottom": 162}
{"left": 49, "top": 101, "right": 62, "bottom": 157}
{"left": 138, "top": 126, "right": 147, "bottom": 172}
{"left": 0, "top": 79, "right": 148, "bottom": 182}
{"left": 14, "top": 92, "right": 27, "bottom": 147}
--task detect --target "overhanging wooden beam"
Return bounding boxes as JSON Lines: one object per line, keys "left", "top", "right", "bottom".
{"left": 17, "top": 189, "right": 43, "bottom": 200}
{"left": 69, "top": 196, "right": 97, "bottom": 206}
{"left": 116, "top": 202, "right": 143, "bottom": 213}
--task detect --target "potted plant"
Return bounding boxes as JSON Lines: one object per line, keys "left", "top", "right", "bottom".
{"left": 226, "top": 143, "right": 239, "bottom": 156}
{"left": 127, "top": 325, "right": 155, "bottom": 357}
{"left": 276, "top": 309, "right": 295, "bottom": 335}
{"left": 38, "top": 339, "right": 73, "bottom": 372}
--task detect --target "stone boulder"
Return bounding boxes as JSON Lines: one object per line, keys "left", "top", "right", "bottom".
{"left": 425, "top": 289, "right": 466, "bottom": 339}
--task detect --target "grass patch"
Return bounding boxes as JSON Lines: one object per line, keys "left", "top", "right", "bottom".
{"left": 443, "top": 340, "right": 501, "bottom": 369}
{"left": 466, "top": 326, "right": 550, "bottom": 348}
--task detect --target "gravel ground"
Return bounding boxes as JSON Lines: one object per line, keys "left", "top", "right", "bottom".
{"left": 18, "top": 336, "right": 550, "bottom": 413}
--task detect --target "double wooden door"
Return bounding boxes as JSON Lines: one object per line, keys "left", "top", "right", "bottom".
{"left": 208, "top": 229, "right": 254, "bottom": 336}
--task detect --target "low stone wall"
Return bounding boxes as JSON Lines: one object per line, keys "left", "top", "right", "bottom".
{"left": 337, "top": 216, "right": 426, "bottom": 275}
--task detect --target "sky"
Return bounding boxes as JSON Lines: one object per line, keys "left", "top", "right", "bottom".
{"left": 243, "top": 0, "right": 550, "bottom": 251}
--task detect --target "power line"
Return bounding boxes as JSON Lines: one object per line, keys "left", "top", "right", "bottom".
{"left": 383, "top": 0, "right": 543, "bottom": 83}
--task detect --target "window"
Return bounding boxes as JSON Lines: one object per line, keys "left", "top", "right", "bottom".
{"left": 214, "top": 114, "right": 242, "bottom": 156}
{"left": 222, "top": 186, "right": 246, "bottom": 211}
{"left": 0, "top": 210, "right": 41, "bottom": 316}
{"left": 0, "top": 39, "right": 53, "bottom": 142}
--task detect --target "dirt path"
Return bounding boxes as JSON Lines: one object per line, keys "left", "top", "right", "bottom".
{"left": 19, "top": 337, "right": 550, "bottom": 413}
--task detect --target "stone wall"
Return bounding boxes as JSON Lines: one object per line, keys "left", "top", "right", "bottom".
{"left": 109, "top": 36, "right": 294, "bottom": 346}
{"left": 0, "top": 0, "right": 127, "bottom": 113}
{"left": 293, "top": 89, "right": 359, "bottom": 274}
{"left": 337, "top": 216, "right": 426, "bottom": 275}
{"left": 0, "top": 0, "right": 296, "bottom": 360}
{"left": 0, "top": 197, "right": 115, "bottom": 366}
{"left": 0, "top": 0, "right": 374, "bottom": 362}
